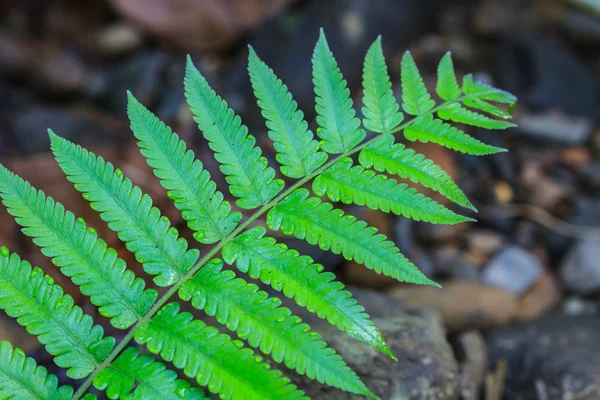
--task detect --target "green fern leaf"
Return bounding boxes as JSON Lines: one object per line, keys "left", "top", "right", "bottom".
{"left": 462, "top": 97, "right": 512, "bottom": 119}
{"left": 50, "top": 132, "right": 199, "bottom": 287}
{"left": 438, "top": 103, "right": 516, "bottom": 129}
{"left": 268, "top": 188, "right": 438, "bottom": 286}
{"left": 94, "top": 347, "right": 205, "bottom": 400}
{"left": 359, "top": 134, "right": 475, "bottom": 210}
{"left": 313, "top": 159, "right": 473, "bottom": 224}
{"left": 0, "top": 165, "right": 156, "bottom": 329}
{"left": 135, "top": 302, "right": 308, "bottom": 400}
{"left": 0, "top": 248, "right": 114, "bottom": 378}
{"left": 0, "top": 341, "right": 73, "bottom": 400}
{"left": 436, "top": 52, "right": 461, "bottom": 101}
{"left": 184, "top": 57, "right": 284, "bottom": 209}
{"left": 178, "top": 258, "right": 373, "bottom": 397}
{"left": 127, "top": 93, "right": 242, "bottom": 244}
{"left": 362, "top": 36, "right": 404, "bottom": 133}
{"left": 222, "top": 226, "right": 392, "bottom": 357}
{"left": 312, "top": 29, "right": 366, "bottom": 153}
{"left": 400, "top": 51, "right": 435, "bottom": 115}
{"left": 462, "top": 74, "right": 517, "bottom": 104}
{"left": 248, "top": 47, "right": 327, "bottom": 178}
{"left": 404, "top": 114, "right": 507, "bottom": 155}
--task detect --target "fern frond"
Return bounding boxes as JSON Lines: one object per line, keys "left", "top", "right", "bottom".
{"left": 0, "top": 341, "right": 73, "bottom": 400}
{"left": 127, "top": 93, "right": 242, "bottom": 244}
{"left": 0, "top": 248, "right": 114, "bottom": 379}
{"left": 222, "top": 226, "right": 392, "bottom": 357}
{"left": 135, "top": 302, "right": 308, "bottom": 400}
{"left": 362, "top": 36, "right": 404, "bottom": 133}
{"left": 50, "top": 132, "right": 199, "bottom": 287}
{"left": 178, "top": 259, "right": 373, "bottom": 397}
{"left": 312, "top": 29, "right": 365, "bottom": 153}
{"left": 248, "top": 47, "right": 327, "bottom": 178}
{"left": 268, "top": 188, "right": 438, "bottom": 286}
{"left": 359, "top": 134, "right": 475, "bottom": 210}
{"left": 462, "top": 74, "right": 517, "bottom": 104}
{"left": 184, "top": 57, "right": 283, "bottom": 209}
{"left": 0, "top": 165, "right": 156, "bottom": 329}
{"left": 437, "top": 103, "right": 516, "bottom": 129}
{"left": 436, "top": 52, "right": 461, "bottom": 101}
{"left": 404, "top": 114, "right": 507, "bottom": 155}
{"left": 400, "top": 51, "right": 435, "bottom": 116}
{"left": 94, "top": 347, "right": 205, "bottom": 400}
{"left": 313, "top": 159, "right": 473, "bottom": 224}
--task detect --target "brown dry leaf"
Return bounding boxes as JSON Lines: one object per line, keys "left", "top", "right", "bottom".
{"left": 109, "top": 0, "right": 294, "bottom": 53}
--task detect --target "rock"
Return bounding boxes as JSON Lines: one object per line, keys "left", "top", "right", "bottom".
{"left": 293, "top": 289, "right": 460, "bottom": 399}
{"left": 481, "top": 246, "right": 543, "bottom": 296}
{"left": 560, "top": 239, "right": 600, "bottom": 294}
{"left": 454, "top": 331, "right": 487, "bottom": 400}
{"left": 561, "top": 147, "right": 593, "bottom": 169}
{"left": 466, "top": 230, "right": 505, "bottom": 256}
{"left": 90, "top": 23, "right": 144, "bottom": 57}
{"left": 517, "top": 268, "right": 562, "bottom": 322}
{"left": 563, "top": 296, "right": 598, "bottom": 315}
{"left": 521, "top": 161, "right": 572, "bottom": 210}
{"left": 387, "top": 281, "right": 518, "bottom": 333}
{"left": 487, "top": 315, "right": 600, "bottom": 400}
{"left": 108, "top": 0, "right": 293, "bottom": 53}
{"left": 414, "top": 222, "right": 467, "bottom": 244}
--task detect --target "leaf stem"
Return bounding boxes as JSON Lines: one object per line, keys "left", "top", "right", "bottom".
{"left": 72, "top": 91, "right": 495, "bottom": 398}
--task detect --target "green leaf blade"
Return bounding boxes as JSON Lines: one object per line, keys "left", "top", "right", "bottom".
{"left": 127, "top": 93, "right": 242, "bottom": 244}
{"left": 362, "top": 36, "right": 404, "bottom": 133}
{"left": 400, "top": 51, "right": 435, "bottom": 116}
{"left": 268, "top": 188, "right": 438, "bottom": 287}
{"left": 94, "top": 347, "right": 205, "bottom": 400}
{"left": 0, "top": 165, "right": 156, "bottom": 329}
{"left": 184, "top": 57, "right": 284, "bottom": 209}
{"left": 50, "top": 133, "right": 200, "bottom": 287}
{"left": 313, "top": 29, "right": 366, "bottom": 153}
{"left": 179, "top": 259, "right": 374, "bottom": 398}
{"left": 404, "top": 114, "right": 507, "bottom": 155}
{"left": 438, "top": 103, "right": 516, "bottom": 129}
{"left": 0, "top": 341, "right": 73, "bottom": 400}
{"left": 0, "top": 248, "right": 115, "bottom": 379}
{"left": 135, "top": 302, "right": 308, "bottom": 400}
{"left": 248, "top": 47, "right": 327, "bottom": 178}
{"left": 222, "top": 226, "right": 390, "bottom": 359}
{"left": 313, "top": 159, "right": 474, "bottom": 225}
{"left": 436, "top": 52, "right": 461, "bottom": 101}
{"left": 359, "top": 134, "right": 475, "bottom": 210}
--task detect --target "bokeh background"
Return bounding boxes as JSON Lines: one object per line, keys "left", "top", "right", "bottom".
{"left": 1, "top": 0, "right": 600, "bottom": 399}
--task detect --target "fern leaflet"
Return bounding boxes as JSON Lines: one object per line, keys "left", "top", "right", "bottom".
{"left": 359, "top": 134, "right": 475, "bottom": 210}
{"left": 50, "top": 133, "right": 200, "bottom": 287}
{"left": 436, "top": 52, "right": 462, "bottom": 101}
{"left": 314, "top": 158, "right": 473, "bottom": 224}
{"left": 0, "top": 248, "right": 114, "bottom": 379}
{"left": 127, "top": 93, "right": 242, "bottom": 244}
{"left": 248, "top": 46, "right": 327, "bottom": 178}
{"left": 222, "top": 226, "right": 391, "bottom": 356}
{"left": 0, "top": 341, "right": 73, "bottom": 400}
{"left": 184, "top": 57, "right": 283, "bottom": 209}
{"left": 404, "top": 114, "right": 507, "bottom": 155}
{"left": 400, "top": 51, "right": 435, "bottom": 115}
{"left": 0, "top": 165, "right": 156, "bottom": 329}
{"left": 312, "top": 29, "right": 365, "bottom": 153}
{"left": 178, "top": 259, "right": 373, "bottom": 397}
{"left": 362, "top": 36, "right": 404, "bottom": 133}
{"left": 94, "top": 347, "right": 205, "bottom": 400}
{"left": 438, "top": 103, "right": 516, "bottom": 129}
{"left": 135, "top": 302, "right": 307, "bottom": 400}
{"left": 268, "top": 188, "right": 439, "bottom": 286}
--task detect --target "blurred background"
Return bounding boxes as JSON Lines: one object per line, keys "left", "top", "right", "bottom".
{"left": 1, "top": 0, "right": 600, "bottom": 399}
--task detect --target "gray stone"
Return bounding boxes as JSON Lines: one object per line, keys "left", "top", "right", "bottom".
{"left": 292, "top": 288, "right": 460, "bottom": 399}
{"left": 487, "top": 315, "right": 600, "bottom": 400}
{"left": 560, "top": 239, "right": 600, "bottom": 295}
{"left": 481, "top": 246, "right": 542, "bottom": 296}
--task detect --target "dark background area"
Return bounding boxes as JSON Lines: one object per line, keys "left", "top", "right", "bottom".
{"left": 1, "top": 0, "right": 600, "bottom": 399}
